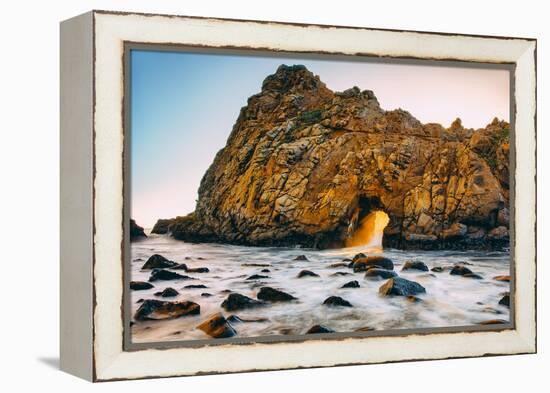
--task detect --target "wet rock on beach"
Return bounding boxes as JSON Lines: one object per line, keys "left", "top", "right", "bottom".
{"left": 134, "top": 299, "right": 200, "bottom": 321}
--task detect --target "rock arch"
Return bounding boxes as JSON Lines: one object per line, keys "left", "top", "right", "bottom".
{"left": 166, "top": 65, "right": 510, "bottom": 250}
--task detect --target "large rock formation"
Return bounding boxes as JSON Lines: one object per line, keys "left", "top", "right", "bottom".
{"left": 161, "top": 65, "right": 510, "bottom": 250}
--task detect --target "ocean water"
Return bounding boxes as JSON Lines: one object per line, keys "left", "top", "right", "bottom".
{"left": 130, "top": 233, "right": 510, "bottom": 343}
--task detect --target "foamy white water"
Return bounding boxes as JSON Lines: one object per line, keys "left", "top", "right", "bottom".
{"left": 130, "top": 233, "right": 510, "bottom": 343}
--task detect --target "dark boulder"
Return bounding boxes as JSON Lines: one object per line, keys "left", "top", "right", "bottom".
{"left": 353, "top": 256, "right": 394, "bottom": 272}
{"left": 331, "top": 271, "right": 352, "bottom": 276}
{"left": 499, "top": 294, "right": 510, "bottom": 307}
{"left": 183, "top": 284, "right": 208, "bottom": 289}
{"left": 365, "top": 268, "right": 397, "bottom": 280}
{"left": 261, "top": 269, "right": 271, "bottom": 273}
{"left": 171, "top": 263, "right": 189, "bottom": 270}
{"left": 134, "top": 299, "right": 200, "bottom": 321}
{"left": 148, "top": 269, "right": 193, "bottom": 282}
{"left": 450, "top": 265, "right": 474, "bottom": 276}
{"left": 463, "top": 273, "right": 483, "bottom": 279}
{"left": 246, "top": 274, "right": 269, "bottom": 280}
{"left": 257, "top": 286, "right": 297, "bottom": 302}
{"left": 130, "top": 281, "right": 154, "bottom": 290}
{"left": 130, "top": 219, "right": 147, "bottom": 241}
{"left": 401, "top": 260, "right": 429, "bottom": 272}
{"left": 141, "top": 254, "right": 178, "bottom": 270}
{"left": 197, "top": 313, "right": 237, "bottom": 338}
{"left": 187, "top": 267, "right": 210, "bottom": 273}
{"left": 379, "top": 277, "right": 426, "bottom": 296}
{"left": 323, "top": 296, "right": 353, "bottom": 307}
{"left": 341, "top": 280, "right": 360, "bottom": 288}
{"left": 431, "top": 266, "right": 445, "bottom": 273}
{"left": 201, "top": 292, "right": 213, "bottom": 297}
{"left": 306, "top": 325, "right": 334, "bottom": 334}
{"left": 352, "top": 253, "right": 367, "bottom": 262}
{"left": 154, "top": 287, "right": 179, "bottom": 297}
{"left": 221, "top": 293, "right": 264, "bottom": 311}
{"left": 297, "top": 270, "right": 320, "bottom": 278}
{"left": 293, "top": 255, "right": 309, "bottom": 261}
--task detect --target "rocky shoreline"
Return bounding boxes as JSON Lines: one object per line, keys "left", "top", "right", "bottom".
{"left": 147, "top": 64, "right": 511, "bottom": 251}
{"left": 130, "top": 247, "right": 510, "bottom": 340}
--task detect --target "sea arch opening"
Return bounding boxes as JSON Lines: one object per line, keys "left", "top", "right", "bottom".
{"left": 345, "top": 196, "right": 390, "bottom": 250}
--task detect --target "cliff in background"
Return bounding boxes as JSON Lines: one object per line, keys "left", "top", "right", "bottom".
{"left": 156, "top": 65, "right": 510, "bottom": 250}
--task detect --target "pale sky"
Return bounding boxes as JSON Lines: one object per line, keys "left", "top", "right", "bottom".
{"left": 131, "top": 50, "right": 510, "bottom": 228}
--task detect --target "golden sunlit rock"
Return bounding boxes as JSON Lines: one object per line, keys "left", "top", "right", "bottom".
{"left": 346, "top": 211, "right": 389, "bottom": 249}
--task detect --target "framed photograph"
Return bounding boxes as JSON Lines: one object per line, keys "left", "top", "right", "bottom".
{"left": 60, "top": 10, "right": 537, "bottom": 381}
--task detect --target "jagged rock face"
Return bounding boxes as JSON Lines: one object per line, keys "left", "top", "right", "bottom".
{"left": 168, "top": 65, "right": 510, "bottom": 250}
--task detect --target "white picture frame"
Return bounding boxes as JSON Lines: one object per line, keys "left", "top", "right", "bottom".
{"left": 60, "top": 10, "right": 536, "bottom": 382}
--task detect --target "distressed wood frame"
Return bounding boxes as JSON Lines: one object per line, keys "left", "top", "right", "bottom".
{"left": 60, "top": 10, "right": 537, "bottom": 382}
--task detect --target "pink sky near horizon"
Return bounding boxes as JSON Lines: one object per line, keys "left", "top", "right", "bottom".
{"left": 131, "top": 52, "right": 510, "bottom": 228}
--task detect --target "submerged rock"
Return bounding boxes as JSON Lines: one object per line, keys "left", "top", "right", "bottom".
{"left": 141, "top": 254, "right": 178, "bottom": 270}
{"left": 406, "top": 295, "right": 423, "bottom": 303}
{"left": 499, "top": 294, "right": 510, "bottom": 307}
{"left": 183, "top": 284, "right": 208, "bottom": 289}
{"left": 171, "top": 263, "right": 189, "bottom": 270}
{"left": 328, "top": 262, "right": 350, "bottom": 269}
{"left": 364, "top": 268, "right": 397, "bottom": 279}
{"left": 201, "top": 292, "right": 213, "bottom": 297}
{"left": 450, "top": 265, "right": 474, "bottom": 276}
{"left": 227, "top": 315, "right": 269, "bottom": 323}
{"left": 246, "top": 274, "right": 269, "bottom": 280}
{"left": 130, "top": 281, "right": 154, "bottom": 290}
{"left": 323, "top": 296, "right": 353, "bottom": 307}
{"left": 379, "top": 277, "right": 426, "bottom": 296}
{"left": 154, "top": 287, "right": 179, "bottom": 297}
{"left": 148, "top": 269, "right": 193, "bottom": 282}
{"left": 463, "top": 273, "right": 483, "bottom": 279}
{"left": 353, "top": 256, "right": 394, "bottom": 272}
{"left": 130, "top": 219, "right": 147, "bottom": 241}
{"left": 261, "top": 269, "right": 271, "bottom": 273}
{"left": 341, "top": 280, "right": 360, "bottom": 288}
{"left": 257, "top": 286, "right": 297, "bottom": 302}
{"left": 187, "top": 267, "right": 210, "bottom": 273}
{"left": 297, "top": 270, "right": 320, "bottom": 278}
{"left": 306, "top": 325, "right": 334, "bottom": 334}
{"left": 331, "top": 271, "right": 352, "bottom": 276}
{"left": 293, "top": 255, "right": 309, "bottom": 261}
{"left": 134, "top": 299, "right": 200, "bottom": 321}
{"left": 197, "top": 313, "right": 237, "bottom": 338}
{"left": 431, "top": 266, "right": 445, "bottom": 273}
{"left": 221, "top": 293, "right": 264, "bottom": 311}
{"left": 493, "top": 275, "right": 511, "bottom": 282}
{"left": 354, "top": 326, "right": 375, "bottom": 332}
{"left": 401, "top": 260, "right": 429, "bottom": 272}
